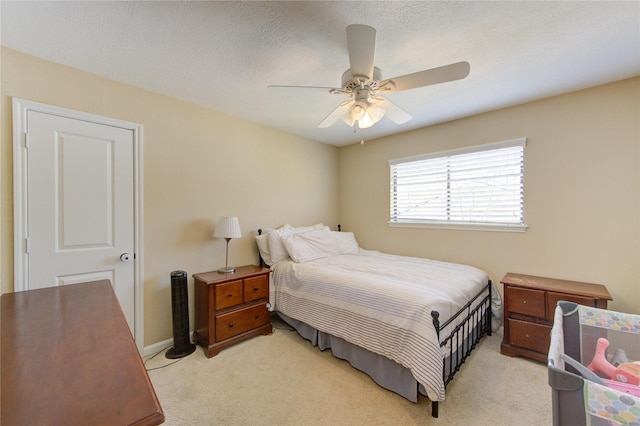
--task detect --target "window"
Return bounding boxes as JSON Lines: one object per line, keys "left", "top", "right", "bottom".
{"left": 389, "top": 138, "right": 527, "bottom": 232}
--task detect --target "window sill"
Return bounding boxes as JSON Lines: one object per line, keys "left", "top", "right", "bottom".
{"left": 388, "top": 220, "right": 528, "bottom": 233}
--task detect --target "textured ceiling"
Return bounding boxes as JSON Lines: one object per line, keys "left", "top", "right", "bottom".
{"left": 1, "top": 1, "right": 639, "bottom": 146}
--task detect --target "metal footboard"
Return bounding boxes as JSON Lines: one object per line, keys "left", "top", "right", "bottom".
{"left": 429, "top": 280, "right": 493, "bottom": 418}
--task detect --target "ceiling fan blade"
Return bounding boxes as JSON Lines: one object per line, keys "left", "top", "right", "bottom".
{"left": 378, "top": 98, "right": 412, "bottom": 124}
{"left": 346, "top": 24, "right": 376, "bottom": 80}
{"left": 386, "top": 61, "right": 470, "bottom": 92}
{"left": 318, "top": 100, "right": 353, "bottom": 128}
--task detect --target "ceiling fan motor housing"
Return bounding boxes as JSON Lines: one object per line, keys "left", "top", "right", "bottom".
{"left": 341, "top": 66, "right": 383, "bottom": 92}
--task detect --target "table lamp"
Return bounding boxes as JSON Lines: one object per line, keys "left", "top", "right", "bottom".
{"left": 214, "top": 216, "right": 241, "bottom": 273}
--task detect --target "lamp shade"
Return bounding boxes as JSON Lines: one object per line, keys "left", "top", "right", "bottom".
{"left": 214, "top": 216, "right": 242, "bottom": 239}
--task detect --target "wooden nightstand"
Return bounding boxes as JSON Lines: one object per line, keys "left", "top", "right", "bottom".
{"left": 500, "top": 272, "right": 612, "bottom": 363}
{"left": 193, "top": 265, "right": 272, "bottom": 357}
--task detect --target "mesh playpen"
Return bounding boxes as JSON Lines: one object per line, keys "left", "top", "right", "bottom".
{"left": 548, "top": 301, "right": 640, "bottom": 426}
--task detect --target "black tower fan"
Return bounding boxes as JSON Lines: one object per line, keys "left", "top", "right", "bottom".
{"left": 166, "top": 270, "right": 196, "bottom": 359}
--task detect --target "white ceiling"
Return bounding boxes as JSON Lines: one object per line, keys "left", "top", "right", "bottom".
{"left": 2, "top": 1, "right": 639, "bottom": 147}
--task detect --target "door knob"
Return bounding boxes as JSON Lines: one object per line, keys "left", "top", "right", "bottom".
{"left": 120, "top": 253, "right": 133, "bottom": 262}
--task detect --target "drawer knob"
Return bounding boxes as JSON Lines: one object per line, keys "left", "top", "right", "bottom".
{"left": 255, "top": 314, "right": 259, "bottom": 319}
{"left": 254, "top": 287, "right": 259, "bottom": 291}
{"left": 228, "top": 323, "right": 234, "bottom": 328}
{"left": 522, "top": 300, "right": 527, "bottom": 304}
{"left": 228, "top": 294, "right": 233, "bottom": 298}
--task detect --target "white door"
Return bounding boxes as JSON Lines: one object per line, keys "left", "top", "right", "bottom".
{"left": 13, "top": 99, "right": 144, "bottom": 349}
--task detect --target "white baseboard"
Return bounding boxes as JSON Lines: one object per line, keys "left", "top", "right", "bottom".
{"left": 143, "top": 332, "right": 195, "bottom": 357}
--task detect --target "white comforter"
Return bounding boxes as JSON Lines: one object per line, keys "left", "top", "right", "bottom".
{"left": 270, "top": 249, "right": 499, "bottom": 402}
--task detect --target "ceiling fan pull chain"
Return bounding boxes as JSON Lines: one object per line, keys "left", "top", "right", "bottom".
{"left": 354, "top": 125, "right": 365, "bottom": 145}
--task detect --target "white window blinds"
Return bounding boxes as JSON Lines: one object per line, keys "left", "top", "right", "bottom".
{"left": 389, "top": 138, "right": 526, "bottom": 231}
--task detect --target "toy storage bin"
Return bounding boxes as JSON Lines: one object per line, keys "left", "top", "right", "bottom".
{"left": 547, "top": 301, "right": 640, "bottom": 426}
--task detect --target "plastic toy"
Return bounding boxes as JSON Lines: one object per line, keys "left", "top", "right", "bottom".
{"left": 587, "top": 338, "right": 640, "bottom": 385}
{"left": 609, "top": 347, "right": 630, "bottom": 366}
{"left": 563, "top": 354, "right": 640, "bottom": 398}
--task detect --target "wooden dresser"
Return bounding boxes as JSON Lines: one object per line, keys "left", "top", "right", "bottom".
{"left": 1, "top": 280, "right": 164, "bottom": 425}
{"left": 500, "top": 272, "right": 612, "bottom": 363}
{"left": 193, "top": 265, "right": 272, "bottom": 357}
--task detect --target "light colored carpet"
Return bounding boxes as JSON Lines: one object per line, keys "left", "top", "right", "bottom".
{"left": 146, "top": 315, "right": 551, "bottom": 425}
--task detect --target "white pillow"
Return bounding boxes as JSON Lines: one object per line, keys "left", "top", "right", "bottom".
{"left": 334, "top": 231, "right": 360, "bottom": 254}
{"left": 267, "top": 223, "right": 325, "bottom": 264}
{"left": 255, "top": 233, "right": 272, "bottom": 266}
{"left": 282, "top": 229, "right": 339, "bottom": 263}
{"left": 256, "top": 225, "right": 292, "bottom": 266}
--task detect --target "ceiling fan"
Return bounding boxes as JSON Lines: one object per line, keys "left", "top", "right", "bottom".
{"left": 269, "top": 24, "right": 470, "bottom": 130}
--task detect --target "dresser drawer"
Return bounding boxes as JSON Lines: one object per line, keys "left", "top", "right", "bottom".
{"left": 546, "top": 292, "right": 595, "bottom": 316}
{"left": 215, "top": 303, "right": 269, "bottom": 342}
{"left": 508, "top": 318, "right": 551, "bottom": 354}
{"left": 244, "top": 275, "right": 268, "bottom": 302}
{"left": 215, "top": 280, "right": 243, "bottom": 310}
{"left": 505, "top": 286, "right": 546, "bottom": 318}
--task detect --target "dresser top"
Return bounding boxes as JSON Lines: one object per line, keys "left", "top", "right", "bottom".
{"left": 1, "top": 281, "right": 164, "bottom": 425}
{"left": 193, "top": 265, "right": 270, "bottom": 284}
{"left": 501, "top": 272, "right": 612, "bottom": 301}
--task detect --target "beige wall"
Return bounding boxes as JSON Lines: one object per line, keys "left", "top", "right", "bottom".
{"left": 0, "top": 48, "right": 339, "bottom": 345}
{"left": 339, "top": 77, "right": 640, "bottom": 314}
{"left": 2, "top": 47, "right": 639, "bottom": 350}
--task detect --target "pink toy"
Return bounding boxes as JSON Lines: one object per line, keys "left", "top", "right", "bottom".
{"left": 602, "top": 378, "right": 640, "bottom": 398}
{"left": 587, "top": 338, "right": 640, "bottom": 385}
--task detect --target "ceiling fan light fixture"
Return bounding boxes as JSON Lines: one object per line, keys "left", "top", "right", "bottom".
{"left": 350, "top": 101, "right": 367, "bottom": 121}
{"left": 358, "top": 113, "right": 375, "bottom": 129}
{"left": 358, "top": 106, "right": 385, "bottom": 129}
{"left": 341, "top": 112, "right": 356, "bottom": 127}
{"left": 367, "top": 103, "right": 385, "bottom": 123}
{"left": 344, "top": 97, "right": 386, "bottom": 129}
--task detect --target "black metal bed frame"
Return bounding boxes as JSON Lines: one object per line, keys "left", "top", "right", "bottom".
{"left": 257, "top": 226, "right": 493, "bottom": 418}
{"left": 429, "top": 280, "right": 492, "bottom": 417}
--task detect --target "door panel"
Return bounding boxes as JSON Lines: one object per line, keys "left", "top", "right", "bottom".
{"left": 58, "top": 132, "right": 114, "bottom": 248}
{"left": 26, "top": 110, "right": 136, "bottom": 333}
{"left": 56, "top": 270, "right": 115, "bottom": 288}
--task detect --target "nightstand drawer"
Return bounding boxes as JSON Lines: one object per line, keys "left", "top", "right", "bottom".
{"left": 546, "top": 292, "right": 595, "bottom": 316}
{"left": 505, "top": 287, "right": 546, "bottom": 318}
{"left": 508, "top": 318, "right": 551, "bottom": 354}
{"left": 215, "top": 303, "right": 269, "bottom": 342}
{"left": 244, "top": 275, "right": 268, "bottom": 302}
{"left": 215, "top": 280, "right": 243, "bottom": 310}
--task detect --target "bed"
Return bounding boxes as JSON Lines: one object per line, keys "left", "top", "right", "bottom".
{"left": 256, "top": 224, "right": 502, "bottom": 417}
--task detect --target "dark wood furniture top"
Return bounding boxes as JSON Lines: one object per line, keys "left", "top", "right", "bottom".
{"left": 500, "top": 273, "right": 613, "bottom": 303}
{"left": 500, "top": 272, "right": 612, "bottom": 363}
{"left": 1, "top": 280, "right": 164, "bottom": 425}
{"left": 193, "top": 265, "right": 272, "bottom": 357}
